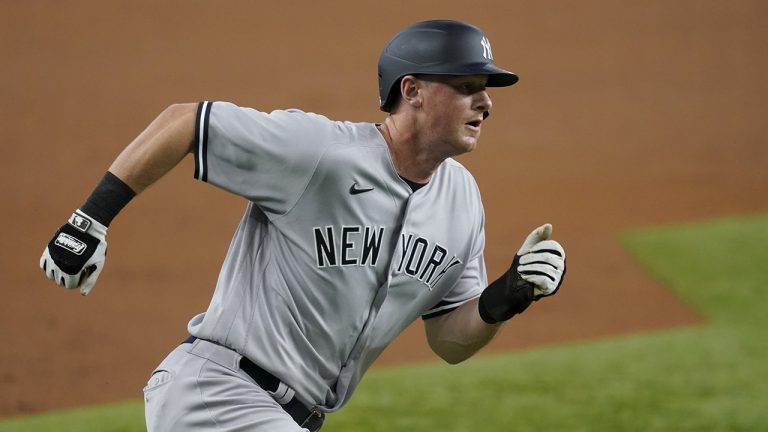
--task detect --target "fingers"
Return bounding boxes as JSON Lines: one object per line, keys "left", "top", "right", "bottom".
{"left": 40, "top": 247, "right": 91, "bottom": 291}
{"left": 51, "top": 261, "right": 79, "bottom": 289}
{"left": 529, "top": 224, "right": 552, "bottom": 243}
{"left": 79, "top": 264, "right": 101, "bottom": 296}
{"left": 523, "top": 275, "right": 557, "bottom": 295}
{"left": 538, "top": 223, "right": 553, "bottom": 240}
{"left": 517, "top": 239, "right": 566, "bottom": 297}
{"left": 49, "top": 267, "right": 73, "bottom": 288}
{"left": 525, "top": 239, "right": 565, "bottom": 259}
{"left": 47, "top": 265, "right": 57, "bottom": 281}
{"left": 518, "top": 260, "right": 563, "bottom": 278}
{"left": 518, "top": 260, "right": 563, "bottom": 285}
{"left": 41, "top": 250, "right": 64, "bottom": 285}
{"left": 517, "top": 223, "right": 553, "bottom": 255}
{"left": 79, "top": 274, "right": 96, "bottom": 296}
{"left": 530, "top": 278, "right": 561, "bottom": 298}
{"left": 41, "top": 249, "right": 54, "bottom": 279}
{"left": 40, "top": 230, "right": 107, "bottom": 295}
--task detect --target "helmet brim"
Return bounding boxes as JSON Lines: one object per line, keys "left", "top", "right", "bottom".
{"left": 467, "top": 62, "right": 519, "bottom": 87}
{"left": 485, "top": 67, "right": 519, "bottom": 87}
{"left": 406, "top": 62, "right": 519, "bottom": 87}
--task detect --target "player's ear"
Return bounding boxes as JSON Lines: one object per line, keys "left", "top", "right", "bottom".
{"left": 400, "top": 75, "right": 423, "bottom": 109}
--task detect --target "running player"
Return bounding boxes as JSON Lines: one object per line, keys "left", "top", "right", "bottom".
{"left": 39, "top": 20, "right": 566, "bottom": 431}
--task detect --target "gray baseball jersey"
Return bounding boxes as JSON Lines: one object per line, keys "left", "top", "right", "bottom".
{"left": 189, "top": 101, "right": 487, "bottom": 411}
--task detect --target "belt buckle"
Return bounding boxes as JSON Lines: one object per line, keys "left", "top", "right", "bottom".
{"left": 300, "top": 408, "right": 325, "bottom": 431}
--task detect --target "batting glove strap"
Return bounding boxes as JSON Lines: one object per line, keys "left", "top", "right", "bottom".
{"left": 478, "top": 256, "right": 535, "bottom": 324}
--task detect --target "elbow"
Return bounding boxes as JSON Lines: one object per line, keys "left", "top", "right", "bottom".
{"left": 441, "top": 352, "right": 472, "bottom": 365}
{"left": 428, "top": 340, "right": 476, "bottom": 365}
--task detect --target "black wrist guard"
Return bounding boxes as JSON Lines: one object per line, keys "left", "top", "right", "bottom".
{"left": 80, "top": 171, "right": 136, "bottom": 226}
{"left": 478, "top": 255, "right": 535, "bottom": 324}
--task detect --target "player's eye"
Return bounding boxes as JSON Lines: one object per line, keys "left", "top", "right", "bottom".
{"left": 455, "top": 82, "right": 484, "bottom": 95}
{"left": 452, "top": 83, "right": 470, "bottom": 94}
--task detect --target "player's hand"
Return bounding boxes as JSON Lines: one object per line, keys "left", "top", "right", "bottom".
{"left": 39, "top": 210, "right": 108, "bottom": 296}
{"left": 515, "top": 223, "right": 566, "bottom": 299}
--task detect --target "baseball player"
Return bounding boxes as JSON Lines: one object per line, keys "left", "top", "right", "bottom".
{"left": 39, "top": 20, "right": 566, "bottom": 431}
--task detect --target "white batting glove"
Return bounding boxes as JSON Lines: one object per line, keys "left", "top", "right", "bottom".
{"left": 516, "top": 224, "right": 566, "bottom": 298}
{"left": 39, "top": 210, "right": 108, "bottom": 296}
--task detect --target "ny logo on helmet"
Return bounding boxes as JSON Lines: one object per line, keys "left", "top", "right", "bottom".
{"left": 481, "top": 36, "right": 493, "bottom": 60}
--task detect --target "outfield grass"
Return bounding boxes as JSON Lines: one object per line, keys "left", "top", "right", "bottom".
{"left": 3, "top": 214, "right": 766, "bottom": 431}
{"left": 0, "top": 401, "right": 145, "bottom": 432}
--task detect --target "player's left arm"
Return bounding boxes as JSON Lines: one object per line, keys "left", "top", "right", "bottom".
{"left": 425, "top": 224, "right": 566, "bottom": 364}
{"left": 424, "top": 297, "right": 503, "bottom": 364}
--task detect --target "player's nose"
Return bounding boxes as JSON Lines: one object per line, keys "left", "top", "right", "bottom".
{"left": 474, "top": 90, "right": 492, "bottom": 114}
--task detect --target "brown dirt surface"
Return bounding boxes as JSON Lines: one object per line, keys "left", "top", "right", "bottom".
{"left": 2, "top": 0, "right": 766, "bottom": 418}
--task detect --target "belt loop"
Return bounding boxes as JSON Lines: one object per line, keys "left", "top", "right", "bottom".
{"left": 272, "top": 382, "right": 295, "bottom": 405}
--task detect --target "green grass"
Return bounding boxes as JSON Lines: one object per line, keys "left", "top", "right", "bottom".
{"left": 3, "top": 214, "right": 767, "bottom": 431}
{"left": 0, "top": 401, "right": 144, "bottom": 432}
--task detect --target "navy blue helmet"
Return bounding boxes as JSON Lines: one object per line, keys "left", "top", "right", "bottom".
{"left": 378, "top": 20, "right": 518, "bottom": 112}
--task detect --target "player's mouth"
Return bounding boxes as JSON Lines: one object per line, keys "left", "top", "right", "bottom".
{"left": 465, "top": 119, "right": 483, "bottom": 131}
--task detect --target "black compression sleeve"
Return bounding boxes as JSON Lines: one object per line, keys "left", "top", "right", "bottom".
{"left": 477, "top": 256, "right": 535, "bottom": 324}
{"left": 80, "top": 171, "right": 136, "bottom": 226}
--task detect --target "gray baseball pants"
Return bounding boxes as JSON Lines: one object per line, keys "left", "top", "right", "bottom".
{"left": 143, "top": 338, "right": 310, "bottom": 431}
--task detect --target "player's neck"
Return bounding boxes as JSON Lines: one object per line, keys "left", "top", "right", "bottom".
{"left": 378, "top": 116, "right": 445, "bottom": 184}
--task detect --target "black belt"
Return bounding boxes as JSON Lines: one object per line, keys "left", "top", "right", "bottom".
{"left": 183, "top": 336, "right": 324, "bottom": 431}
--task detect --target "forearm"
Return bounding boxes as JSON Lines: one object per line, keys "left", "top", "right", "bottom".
{"left": 425, "top": 298, "right": 504, "bottom": 364}
{"left": 109, "top": 103, "right": 197, "bottom": 194}
{"left": 424, "top": 224, "right": 567, "bottom": 364}
{"left": 39, "top": 103, "right": 200, "bottom": 295}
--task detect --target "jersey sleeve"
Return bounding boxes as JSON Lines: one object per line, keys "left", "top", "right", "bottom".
{"left": 193, "top": 101, "right": 334, "bottom": 217}
{"left": 422, "top": 200, "right": 488, "bottom": 320}
{"left": 421, "top": 251, "right": 487, "bottom": 319}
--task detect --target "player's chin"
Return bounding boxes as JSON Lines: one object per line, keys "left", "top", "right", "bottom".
{"left": 455, "top": 137, "right": 480, "bottom": 154}
{"left": 462, "top": 132, "right": 482, "bottom": 151}
{"left": 464, "top": 125, "right": 481, "bottom": 140}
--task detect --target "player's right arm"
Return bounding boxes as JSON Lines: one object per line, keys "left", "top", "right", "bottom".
{"left": 39, "top": 103, "right": 198, "bottom": 295}
{"left": 110, "top": 103, "right": 197, "bottom": 193}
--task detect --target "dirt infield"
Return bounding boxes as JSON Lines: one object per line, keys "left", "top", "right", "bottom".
{"left": 2, "top": 1, "right": 766, "bottom": 417}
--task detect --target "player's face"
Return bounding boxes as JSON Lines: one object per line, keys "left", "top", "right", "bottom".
{"left": 417, "top": 74, "right": 492, "bottom": 155}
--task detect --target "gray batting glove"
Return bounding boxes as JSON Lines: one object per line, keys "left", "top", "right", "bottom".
{"left": 516, "top": 224, "right": 566, "bottom": 298}
{"left": 39, "top": 210, "right": 108, "bottom": 296}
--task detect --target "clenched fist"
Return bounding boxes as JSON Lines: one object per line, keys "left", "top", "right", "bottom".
{"left": 516, "top": 224, "right": 566, "bottom": 299}
{"left": 40, "top": 210, "right": 107, "bottom": 296}
{"left": 478, "top": 223, "right": 567, "bottom": 324}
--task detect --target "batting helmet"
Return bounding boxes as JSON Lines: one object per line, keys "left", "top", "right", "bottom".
{"left": 378, "top": 20, "right": 518, "bottom": 112}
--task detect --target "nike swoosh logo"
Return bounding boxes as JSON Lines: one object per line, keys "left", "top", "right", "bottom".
{"left": 349, "top": 182, "right": 374, "bottom": 195}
